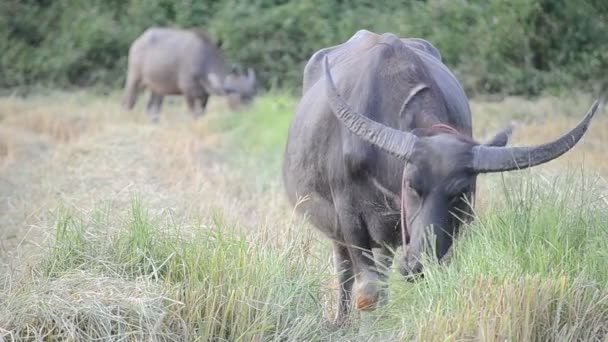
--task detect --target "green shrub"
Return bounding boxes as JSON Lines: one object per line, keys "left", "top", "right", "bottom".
{"left": 1, "top": 0, "right": 607, "bottom": 96}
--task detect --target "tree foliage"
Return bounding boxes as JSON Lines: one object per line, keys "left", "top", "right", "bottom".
{"left": 1, "top": 0, "right": 606, "bottom": 96}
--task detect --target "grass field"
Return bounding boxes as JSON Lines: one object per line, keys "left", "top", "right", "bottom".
{"left": 0, "top": 91, "right": 607, "bottom": 341}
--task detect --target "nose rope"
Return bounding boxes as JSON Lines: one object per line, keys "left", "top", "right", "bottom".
{"left": 400, "top": 123, "right": 460, "bottom": 257}
{"left": 400, "top": 164, "right": 409, "bottom": 256}
{"left": 430, "top": 123, "right": 460, "bottom": 135}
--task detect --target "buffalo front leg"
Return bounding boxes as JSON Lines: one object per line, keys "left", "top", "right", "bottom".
{"left": 335, "top": 207, "right": 383, "bottom": 311}
{"left": 146, "top": 92, "right": 163, "bottom": 123}
{"left": 185, "top": 95, "right": 202, "bottom": 119}
{"left": 372, "top": 245, "right": 394, "bottom": 307}
{"left": 332, "top": 241, "right": 354, "bottom": 325}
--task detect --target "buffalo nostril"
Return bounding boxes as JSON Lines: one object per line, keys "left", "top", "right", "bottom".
{"left": 410, "top": 261, "right": 423, "bottom": 274}
{"left": 399, "top": 260, "right": 424, "bottom": 282}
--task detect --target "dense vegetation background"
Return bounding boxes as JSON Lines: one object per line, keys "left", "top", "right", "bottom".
{"left": 1, "top": 0, "right": 607, "bottom": 96}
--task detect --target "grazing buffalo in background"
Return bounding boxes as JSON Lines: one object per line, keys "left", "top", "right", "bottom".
{"left": 225, "top": 67, "right": 257, "bottom": 110}
{"left": 122, "top": 27, "right": 257, "bottom": 122}
{"left": 282, "top": 29, "right": 599, "bottom": 325}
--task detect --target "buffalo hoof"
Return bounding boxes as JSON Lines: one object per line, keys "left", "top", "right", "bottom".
{"left": 353, "top": 278, "right": 381, "bottom": 311}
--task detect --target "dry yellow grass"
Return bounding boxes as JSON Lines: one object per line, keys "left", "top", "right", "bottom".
{"left": 0, "top": 91, "right": 606, "bottom": 265}
{"left": 470, "top": 95, "right": 608, "bottom": 212}
{"left": 0, "top": 90, "right": 607, "bottom": 340}
{"left": 472, "top": 95, "right": 608, "bottom": 175}
{"left": 0, "top": 91, "right": 282, "bottom": 269}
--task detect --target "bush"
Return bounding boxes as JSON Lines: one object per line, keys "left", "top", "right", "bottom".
{"left": 1, "top": 0, "right": 607, "bottom": 96}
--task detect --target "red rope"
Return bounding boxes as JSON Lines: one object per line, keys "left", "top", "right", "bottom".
{"left": 430, "top": 123, "right": 460, "bottom": 134}
{"left": 400, "top": 123, "right": 459, "bottom": 257}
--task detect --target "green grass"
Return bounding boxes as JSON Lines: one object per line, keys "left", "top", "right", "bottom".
{"left": 207, "top": 92, "right": 296, "bottom": 189}
{"left": 384, "top": 171, "right": 608, "bottom": 341}
{"left": 1, "top": 93, "right": 608, "bottom": 341}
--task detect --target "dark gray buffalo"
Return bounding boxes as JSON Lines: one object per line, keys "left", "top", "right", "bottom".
{"left": 282, "top": 30, "right": 599, "bottom": 324}
{"left": 122, "top": 27, "right": 257, "bottom": 122}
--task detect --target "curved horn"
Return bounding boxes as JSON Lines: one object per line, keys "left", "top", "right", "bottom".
{"left": 472, "top": 100, "right": 600, "bottom": 173}
{"left": 323, "top": 56, "right": 418, "bottom": 161}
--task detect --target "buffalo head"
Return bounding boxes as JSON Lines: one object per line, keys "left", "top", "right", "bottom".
{"left": 224, "top": 67, "right": 257, "bottom": 110}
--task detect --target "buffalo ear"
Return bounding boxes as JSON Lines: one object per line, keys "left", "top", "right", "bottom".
{"left": 483, "top": 122, "right": 516, "bottom": 147}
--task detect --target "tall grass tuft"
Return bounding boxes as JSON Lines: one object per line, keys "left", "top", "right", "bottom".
{"left": 384, "top": 171, "right": 608, "bottom": 340}
{"left": 0, "top": 199, "right": 332, "bottom": 341}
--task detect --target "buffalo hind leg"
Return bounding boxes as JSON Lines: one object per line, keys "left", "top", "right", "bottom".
{"left": 146, "top": 92, "right": 163, "bottom": 123}
{"left": 122, "top": 73, "right": 141, "bottom": 110}
{"left": 333, "top": 241, "right": 354, "bottom": 326}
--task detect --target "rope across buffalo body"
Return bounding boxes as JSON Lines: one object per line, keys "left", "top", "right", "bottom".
{"left": 399, "top": 123, "right": 461, "bottom": 256}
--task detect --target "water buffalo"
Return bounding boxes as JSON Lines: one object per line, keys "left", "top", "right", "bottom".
{"left": 282, "top": 30, "right": 599, "bottom": 324}
{"left": 122, "top": 27, "right": 257, "bottom": 122}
